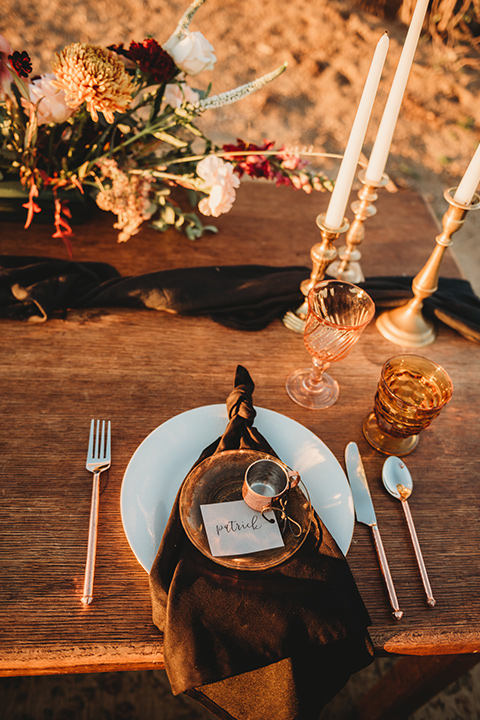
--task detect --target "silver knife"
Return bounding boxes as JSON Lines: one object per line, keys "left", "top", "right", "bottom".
{"left": 345, "top": 442, "right": 403, "bottom": 620}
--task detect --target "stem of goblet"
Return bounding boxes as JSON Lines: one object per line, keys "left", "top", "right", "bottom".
{"left": 309, "top": 358, "right": 330, "bottom": 386}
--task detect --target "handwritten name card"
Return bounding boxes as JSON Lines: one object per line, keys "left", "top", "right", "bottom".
{"left": 200, "top": 500, "right": 285, "bottom": 557}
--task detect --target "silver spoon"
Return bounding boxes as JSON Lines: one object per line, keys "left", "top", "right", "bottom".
{"left": 382, "top": 456, "right": 436, "bottom": 608}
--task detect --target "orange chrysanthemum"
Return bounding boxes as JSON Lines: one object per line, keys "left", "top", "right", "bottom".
{"left": 52, "top": 43, "right": 136, "bottom": 123}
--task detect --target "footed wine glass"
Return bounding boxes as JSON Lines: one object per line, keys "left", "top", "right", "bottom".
{"left": 286, "top": 280, "right": 375, "bottom": 409}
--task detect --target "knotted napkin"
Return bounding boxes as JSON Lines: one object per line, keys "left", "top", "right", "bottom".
{"left": 1, "top": 256, "right": 479, "bottom": 342}
{"left": 149, "top": 365, "right": 374, "bottom": 720}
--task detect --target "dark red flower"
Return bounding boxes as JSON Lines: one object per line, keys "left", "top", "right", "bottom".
{"left": 222, "top": 139, "right": 277, "bottom": 180}
{"left": 8, "top": 50, "right": 32, "bottom": 78}
{"left": 111, "top": 38, "right": 177, "bottom": 84}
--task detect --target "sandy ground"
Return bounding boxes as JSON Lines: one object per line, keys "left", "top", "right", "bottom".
{"left": 2, "top": 0, "right": 480, "bottom": 291}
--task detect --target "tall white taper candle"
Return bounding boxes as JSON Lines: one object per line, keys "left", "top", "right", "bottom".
{"left": 324, "top": 32, "right": 389, "bottom": 230}
{"left": 453, "top": 143, "right": 480, "bottom": 205}
{"left": 364, "top": 0, "right": 429, "bottom": 185}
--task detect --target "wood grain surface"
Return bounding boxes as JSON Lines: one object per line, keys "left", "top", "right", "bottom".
{"left": 1, "top": 181, "right": 479, "bottom": 677}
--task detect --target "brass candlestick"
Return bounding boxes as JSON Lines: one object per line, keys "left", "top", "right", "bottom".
{"left": 329, "top": 169, "right": 389, "bottom": 283}
{"left": 283, "top": 213, "right": 350, "bottom": 333}
{"left": 376, "top": 188, "right": 480, "bottom": 347}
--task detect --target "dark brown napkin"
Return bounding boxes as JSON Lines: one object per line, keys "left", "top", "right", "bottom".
{"left": 2, "top": 255, "right": 478, "bottom": 341}
{"left": 149, "top": 365, "right": 374, "bottom": 720}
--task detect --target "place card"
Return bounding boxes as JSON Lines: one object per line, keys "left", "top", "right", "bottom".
{"left": 200, "top": 500, "right": 285, "bottom": 557}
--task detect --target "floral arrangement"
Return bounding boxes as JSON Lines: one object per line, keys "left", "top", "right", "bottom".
{"left": 0, "top": 0, "right": 330, "bottom": 254}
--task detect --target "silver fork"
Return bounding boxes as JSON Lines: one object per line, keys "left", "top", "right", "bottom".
{"left": 81, "top": 419, "right": 111, "bottom": 605}
{"left": 282, "top": 299, "right": 308, "bottom": 334}
{"left": 282, "top": 309, "right": 306, "bottom": 334}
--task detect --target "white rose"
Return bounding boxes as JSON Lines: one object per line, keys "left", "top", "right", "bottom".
{"left": 164, "top": 31, "right": 216, "bottom": 76}
{"left": 197, "top": 155, "right": 240, "bottom": 217}
{"left": 163, "top": 82, "right": 200, "bottom": 108}
{"left": 23, "top": 73, "right": 74, "bottom": 124}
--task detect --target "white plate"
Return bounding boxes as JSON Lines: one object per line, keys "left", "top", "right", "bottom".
{"left": 120, "top": 405, "right": 354, "bottom": 571}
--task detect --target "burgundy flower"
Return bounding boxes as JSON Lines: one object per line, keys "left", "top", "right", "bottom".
{"left": 111, "top": 38, "right": 177, "bottom": 84}
{"left": 222, "top": 139, "right": 276, "bottom": 180}
{"left": 8, "top": 50, "right": 32, "bottom": 78}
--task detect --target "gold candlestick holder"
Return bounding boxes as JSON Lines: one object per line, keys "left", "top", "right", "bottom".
{"left": 329, "top": 169, "right": 389, "bottom": 283}
{"left": 283, "top": 213, "right": 349, "bottom": 333}
{"left": 376, "top": 187, "right": 480, "bottom": 347}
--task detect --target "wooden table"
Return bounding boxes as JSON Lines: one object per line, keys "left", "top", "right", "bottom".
{"left": 1, "top": 182, "right": 479, "bottom": 719}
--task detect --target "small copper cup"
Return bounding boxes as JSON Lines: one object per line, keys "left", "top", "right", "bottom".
{"left": 242, "top": 458, "right": 300, "bottom": 514}
{"left": 363, "top": 354, "right": 453, "bottom": 456}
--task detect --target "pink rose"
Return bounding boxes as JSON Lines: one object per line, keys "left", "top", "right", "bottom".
{"left": 163, "top": 82, "right": 200, "bottom": 108}
{"left": 22, "top": 73, "right": 74, "bottom": 124}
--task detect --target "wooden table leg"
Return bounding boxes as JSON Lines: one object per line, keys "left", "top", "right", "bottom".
{"left": 355, "top": 654, "right": 480, "bottom": 720}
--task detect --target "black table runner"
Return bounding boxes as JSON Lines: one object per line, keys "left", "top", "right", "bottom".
{"left": 1, "top": 256, "right": 479, "bottom": 342}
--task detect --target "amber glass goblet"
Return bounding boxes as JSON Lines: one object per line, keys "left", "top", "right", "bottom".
{"left": 286, "top": 280, "right": 375, "bottom": 409}
{"left": 363, "top": 354, "right": 453, "bottom": 456}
